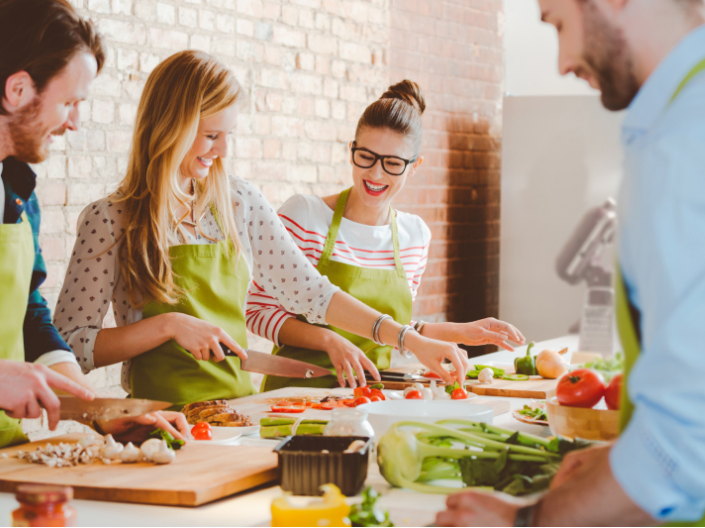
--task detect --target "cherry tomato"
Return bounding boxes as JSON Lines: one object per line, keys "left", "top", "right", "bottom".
{"left": 353, "top": 386, "right": 372, "bottom": 399}
{"left": 270, "top": 405, "right": 306, "bottom": 413}
{"left": 342, "top": 399, "right": 356, "bottom": 407}
{"left": 556, "top": 368, "right": 605, "bottom": 408}
{"left": 191, "top": 422, "right": 211, "bottom": 431}
{"left": 353, "top": 396, "right": 372, "bottom": 407}
{"left": 369, "top": 396, "right": 382, "bottom": 402}
{"left": 369, "top": 388, "right": 386, "bottom": 401}
{"left": 451, "top": 387, "right": 468, "bottom": 400}
{"left": 605, "top": 373, "right": 622, "bottom": 410}
{"left": 405, "top": 390, "right": 423, "bottom": 400}
{"left": 193, "top": 428, "right": 212, "bottom": 441}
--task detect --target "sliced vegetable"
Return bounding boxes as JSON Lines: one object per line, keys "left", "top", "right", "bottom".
{"left": 148, "top": 428, "right": 185, "bottom": 450}
{"left": 516, "top": 403, "right": 547, "bottom": 421}
{"left": 556, "top": 368, "right": 605, "bottom": 408}
{"left": 514, "top": 342, "right": 538, "bottom": 376}
{"left": 502, "top": 374, "right": 529, "bottom": 381}
{"left": 405, "top": 390, "right": 423, "bottom": 400}
{"left": 353, "top": 396, "right": 372, "bottom": 407}
{"left": 271, "top": 405, "right": 306, "bottom": 413}
{"left": 348, "top": 486, "right": 394, "bottom": 527}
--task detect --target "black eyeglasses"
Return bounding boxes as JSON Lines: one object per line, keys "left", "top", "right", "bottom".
{"left": 350, "top": 142, "right": 417, "bottom": 176}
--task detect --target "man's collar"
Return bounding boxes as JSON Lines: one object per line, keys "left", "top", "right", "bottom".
{"left": 623, "top": 24, "right": 705, "bottom": 141}
{"left": 0, "top": 156, "right": 37, "bottom": 202}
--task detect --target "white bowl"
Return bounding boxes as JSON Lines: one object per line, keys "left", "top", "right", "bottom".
{"left": 357, "top": 400, "right": 493, "bottom": 440}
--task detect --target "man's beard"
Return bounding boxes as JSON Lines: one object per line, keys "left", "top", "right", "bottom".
{"left": 579, "top": 1, "right": 640, "bottom": 111}
{"left": 7, "top": 96, "right": 66, "bottom": 164}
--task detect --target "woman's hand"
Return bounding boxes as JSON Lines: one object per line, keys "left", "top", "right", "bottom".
{"left": 406, "top": 334, "right": 469, "bottom": 384}
{"left": 323, "top": 331, "right": 380, "bottom": 389}
{"left": 167, "top": 313, "right": 247, "bottom": 362}
{"left": 453, "top": 318, "right": 525, "bottom": 351}
{"left": 96, "top": 411, "right": 189, "bottom": 445}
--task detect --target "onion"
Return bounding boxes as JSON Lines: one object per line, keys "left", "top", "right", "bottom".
{"left": 535, "top": 348, "right": 569, "bottom": 379}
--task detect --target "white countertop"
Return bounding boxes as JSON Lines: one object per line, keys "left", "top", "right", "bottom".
{"left": 0, "top": 335, "right": 578, "bottom": 527}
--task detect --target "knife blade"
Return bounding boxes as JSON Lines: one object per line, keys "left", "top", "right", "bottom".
{"left": 220, "top": 345, "right": 333, "bottom": 379}
{"left": 58, "top": 396, "right": 171, "bottom": 422}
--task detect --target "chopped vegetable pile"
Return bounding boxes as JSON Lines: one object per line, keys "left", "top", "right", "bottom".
{"left": 515, "top": 402, "right": 548, "bottom": 422}
{"left": 349, "top": 487, "right": 394, "bottom": 527}
{"left": 377, "top": 420, "right": 593, "bottom": 496}
{"left": 582, "top": 352, "right": 624, "bottom": 382}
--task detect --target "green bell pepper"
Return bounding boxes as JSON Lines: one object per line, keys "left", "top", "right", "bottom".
{"left": 514, "top": 342, "right": 537, "bottom": 376}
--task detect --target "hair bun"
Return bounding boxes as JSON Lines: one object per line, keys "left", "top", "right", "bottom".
{"left": 380, "top": 80, "right": 426, "bottom": 115}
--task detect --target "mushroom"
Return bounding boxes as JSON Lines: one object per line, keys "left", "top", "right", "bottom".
{"left": 478, "top": 367, "right": 494, "bottom": 384}
{"left": 120, "top": 442, "right": 141, "bottom": 464}
{"left": 79, "top": 435, "right": 101, "bottom": 448}
{"left": 150, "top": 440, "right": 175, "bottom": 465}
{"left": 99, "top": 434, "right": 124, "bottom": 460}
{"left": 421, "top": 388, "right": 434, "bottom": 400}
{"left": 344, "top": 440, "right": 367, "bottom": 453}
{"left": 140, "top": 438, "right": 162, "bottom": 461}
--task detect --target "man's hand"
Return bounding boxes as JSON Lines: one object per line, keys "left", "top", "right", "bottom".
{"left": 550, "top": 443, "right": 613, "bottom": 490}
{"left": 0, "top": 360, "right": 94, "bottom": 430}
{"left": 95, "top": 411, "right": 189, "bottom": 445}
{"left": 436, "top": 491, "right": 521, "bottom": 527}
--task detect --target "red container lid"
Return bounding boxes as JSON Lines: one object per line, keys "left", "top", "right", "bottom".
{"left": 15, "top": 485, "right": 73, "bottom": 505}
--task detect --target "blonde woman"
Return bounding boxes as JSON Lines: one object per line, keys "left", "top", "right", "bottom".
{"left": 53, "top": 51, "right": 468, "bottom": 408}
{"left": 246, "top": 81, "right": 525, "bottom": 391}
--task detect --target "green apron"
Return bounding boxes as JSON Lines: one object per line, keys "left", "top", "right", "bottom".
{"left": 262, "top": 188, "right": 413, "bottom": 391}
{"left": 616, "top": 57, "right": 705, "bottom": 526}
{"left": 130, "top": 212, "right": 256, "bottom": 410}
{"left": 0, "top": 212, "right": 34, "bottom": 448}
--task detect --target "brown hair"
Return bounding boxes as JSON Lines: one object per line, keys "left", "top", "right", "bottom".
{"left": 0, "top": 0, "right": 104, "bottom": 115}
{"left": 354, "top": 80, "right": 426, "bottom": 152}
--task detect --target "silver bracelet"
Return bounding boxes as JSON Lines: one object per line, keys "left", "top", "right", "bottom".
{"left": 398, "top": 324, "right": 414, "bottom": 358}
{"left": 372, "top": 314, "right": 392, "bottom": 345}
{"left": 413, "top": 320, "right": 427, "bottom": 334}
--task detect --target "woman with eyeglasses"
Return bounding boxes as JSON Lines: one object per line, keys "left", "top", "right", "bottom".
{"left": 248, "top": 80, "right": 525, "bottom": 391}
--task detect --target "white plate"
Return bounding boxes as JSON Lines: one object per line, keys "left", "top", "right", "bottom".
{"left": 187, "top": 425, "right": 258, "bottom": 445}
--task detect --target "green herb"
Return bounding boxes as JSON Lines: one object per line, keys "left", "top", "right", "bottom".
{"left": 377, "top": 420, "right": 592, "bottom": 496}
{"left": 148, "top": 428, "right": 185, "bottom": 450}
{"left": 516, "top": 404, "right": 547, "bottom": 421}
{"left": 583, "top": 352, "right": 624, "bottom": 382}
{"left": 474, "top": 365, "right": 505, "bottom": 377}
{"left": 445, "top": 381, "right": 461, "bottom": 395}
{"left": 349, "top": 487, "right": 394, "bottom": 527}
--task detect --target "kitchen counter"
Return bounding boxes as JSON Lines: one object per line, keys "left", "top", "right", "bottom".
{"left": 0, "top": 335, "right": 578, "bottom": 527}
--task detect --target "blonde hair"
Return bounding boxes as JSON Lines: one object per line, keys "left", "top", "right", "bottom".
{"left": 116, "top": 50, "right": 244, "bottom": 307}
{"left": 355, "top": 80, "right": 426, "bottom": 153}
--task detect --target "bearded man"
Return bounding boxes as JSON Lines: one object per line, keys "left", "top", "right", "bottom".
{"left": 436, "top": 0, "right": 705, "bottom": 525}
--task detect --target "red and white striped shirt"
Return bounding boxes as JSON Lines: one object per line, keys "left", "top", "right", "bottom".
{"left": 246, "top": 194, "right": 431, "bottom": 345}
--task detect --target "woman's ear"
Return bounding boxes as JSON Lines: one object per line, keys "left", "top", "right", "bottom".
{"left": 408, "top": 155, "right": 424, "bottom": 178}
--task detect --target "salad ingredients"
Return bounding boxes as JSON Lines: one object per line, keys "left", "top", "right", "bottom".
{"left": 605, "top": 373, "right": 622, "bottom": 410}
{"left": 119, "top": 442, "right": 141, "bottom": 463}
{"left": 348, "top": 487, "right": 394, "bottom": 527}
{"left": 260, "top": 417, "right": 328, "bottom": 438}
{"left": 429, "top": 380, "right": 450, "bottom": 400}
{"left": 516, "top": 402, "right": 548, "bottom": 422}
{"left": 514, "top": 342, "right": 538, "bottom": 375}
{"left": 501, "top": 374, "right": 530, "bottom": 381}
{"left": 535, "top": 347, "right": 569, "bottom": 379}
{"left": 99, "top": 435, "right": 123, "bottom": 460}
{"left": 404, "top": 390, "right": 422, "bottom": 400}
{"left": 271, "top": 404, "right": 307, "bottom": 413}
{"left": 151, "top": 440, "right": 176, "bottom": 465}
{"left": 149, "top": 428, "right": 185, "bottom": 450}
{"left": 478, "top": 368, "right": 494, "bottom": 384}
{"left": 556, "top": 369, "right": 605, "bottom": 408}
{"left": 271, "top": 484, "right": 350, "bottom": 528}
{"left": 353, "top": 396, "right": 372, "bottom": 407}
{"left": 451, "top": 387, "right": 469, "bottom": 400}
{"left": 583, "top": 352, "right": 624, "bottom": 383}
{"left": 377, "top": 420, "right": 589, "bottom": 495}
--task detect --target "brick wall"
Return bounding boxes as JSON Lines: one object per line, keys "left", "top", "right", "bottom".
{"left": 22, "top": 0, "right": 503, "bottom": 438}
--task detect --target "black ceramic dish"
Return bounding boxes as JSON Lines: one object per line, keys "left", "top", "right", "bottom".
{"left": 274, "top": 435, "right": 371, "bottom": 496}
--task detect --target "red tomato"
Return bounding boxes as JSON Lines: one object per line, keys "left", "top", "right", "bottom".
{"left": 342, "top": 399, "right": 357, "bottom": 407}
{"left": 353, "top": 386, "right": 372, "bottom": 399}
{"left": 193, "top": 428, "right": 212, "bottom": 440}
{"left": 369, "top": 396, "right": 382, "bottom": 402}
{"left": 451, "top": 388, "right": 468, "bottom": 400}
{"left": 405, "top": 390, "right": 423, "bottom": 400}
{"left": 311, "top": 402, "right": 335, "bottom": 411}
{"left": 369, "top": 388, "right": 385, "bottom": 401}
{"left": 271, "top": 405, "right": 306, "bottom": 413}
{"left": 192, "top": 422, "right": 211, "bottom": 431}
{"left": 605, "top": 373, "right": 622, "bottom": 410}
{"left": 353, "top": 396, "right": 372, "bottom": 407}
{"left": 556, "top": 369, "right": 605, "bottom": 408}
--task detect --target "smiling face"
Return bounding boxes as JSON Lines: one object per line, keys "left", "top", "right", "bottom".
{"left": 180, "top": 104, "right": 238, "bottom": 182}
{"left": 538, "top": 0, "right": 640, "bottom": 110}
{"left": 350, "top": 127, "right": 422, "bottom": 212}
{"left": 6, "top": 51, "right": 97, "bottom": 163}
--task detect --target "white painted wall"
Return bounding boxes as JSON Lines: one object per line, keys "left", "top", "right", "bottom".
{"left": 500, "top": 0, "right": 625, "bottom": 341}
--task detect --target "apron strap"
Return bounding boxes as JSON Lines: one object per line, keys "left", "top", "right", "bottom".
{"left": 320, "top": 188, "right": 405, "bottom": 277}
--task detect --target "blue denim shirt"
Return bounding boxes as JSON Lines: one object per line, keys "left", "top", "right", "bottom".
{"left": 1, "top": 156, "right": 71, "bottom": 362}
{"left": 611, "top": 24, "right": 705, "bottom": 521}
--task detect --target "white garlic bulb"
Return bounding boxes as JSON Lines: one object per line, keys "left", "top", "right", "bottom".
{"left": 150, "top": 440, "right": 175, "bottom": 465}
{"left": 120, "top": 442, "right": 141, "bottom": 463}
{"left": 99, "top": 434, "right": 124, "bottom": 460}
{"left": 140, "top": 438, "right": 162, "bottom": 461}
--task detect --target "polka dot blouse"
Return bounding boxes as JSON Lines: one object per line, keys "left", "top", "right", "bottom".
{"left": 52, "top": 175, "right": 340, "bottom": 385}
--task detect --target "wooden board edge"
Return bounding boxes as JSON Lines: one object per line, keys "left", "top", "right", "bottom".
{"left": 190, "top": 467, "right": 279, "bottom": 506}
{"left": 469, "top": 388, "right": 548, "bottom": 399}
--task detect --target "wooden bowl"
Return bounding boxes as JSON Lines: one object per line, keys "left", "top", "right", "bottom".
{"left": 545, "top": 397, "right": 620, "bottom": 441}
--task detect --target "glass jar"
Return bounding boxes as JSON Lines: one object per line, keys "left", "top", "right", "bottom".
{"left": 12, "top": 485, "right": 76, "bottom": 527}
{"left": 323, "top": 408, "right": 375, "bottom": 439}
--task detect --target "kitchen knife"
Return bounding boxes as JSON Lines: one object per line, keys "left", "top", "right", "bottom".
{"left": 58, "top": 396, "right": 171, "bottom": 422}
{"left": 365, "top": 371, "right": 441, "bottom": 383}
{"left": 220, "top": 345, "right": 333, "bottom": 378}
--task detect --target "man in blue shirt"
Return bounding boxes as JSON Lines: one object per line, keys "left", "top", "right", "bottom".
{"left": 437, "top": 0, "right": 705, "bottom": 525}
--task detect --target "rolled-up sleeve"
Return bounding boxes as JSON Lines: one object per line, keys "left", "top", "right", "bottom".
{"left": 613, "top": 131, "right": 705, "bottom": 521}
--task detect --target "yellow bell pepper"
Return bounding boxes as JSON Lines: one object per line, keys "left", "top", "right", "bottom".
{"left": 271, "top": 484, "right": 351, "bottom": 527}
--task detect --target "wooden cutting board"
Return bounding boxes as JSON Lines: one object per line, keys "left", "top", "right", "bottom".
{"left": 466, "top": 377, "right": 558, "bottom": 399}
{"left": 0, "top": 434, "right": 278, "bottom": 507}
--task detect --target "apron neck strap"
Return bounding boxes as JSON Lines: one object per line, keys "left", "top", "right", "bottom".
{"left": 320, "top": 188, "right": 405, "bottom": 275}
